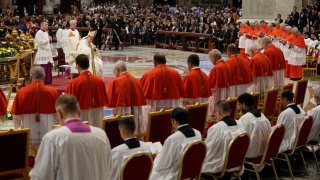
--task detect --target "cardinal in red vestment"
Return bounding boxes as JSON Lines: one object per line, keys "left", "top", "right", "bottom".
{"left": 140, "top": 52, "right": 185, "bottom": 111}
{"left": 107, "top": 61, "right": 147, "bottom": 133}
{"left": 226, "top": 44, "right": 253, "bottom": 97}
{"left": 12, "top": 66, "right": 59, "bottom": 145}
{"left": 260, "top": 36, "right": 285, "bottom": 87}
{"left": 208, "top": 49, "right": 230, "bottom": 119}
{"left": 65, "top": 54, "right": 108, "bottom": 127}
{"left": 182, "top": 54, "right": 210, "bottom": 106}
{"left": 0, "top": 89, "right": 8, "bottom": 120}
{"left": 288, "top": 27, "right": 306, "bottom": 80}
{"left": 248, "top": 43, "right": 273, "bottom": 94}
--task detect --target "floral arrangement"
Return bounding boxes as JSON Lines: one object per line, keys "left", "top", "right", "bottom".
{"left": 0, "top": 47, "right": 18, "bottom": 59}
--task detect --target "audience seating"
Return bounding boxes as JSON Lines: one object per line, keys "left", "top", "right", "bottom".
{"left": 202, "top": 133, "right": 250, "bottom": 179}
{"left": 251, "top": 92, "right": 260, "bottom": 110}
{"left": 260, "top": 88, "right": 280, "bottom": 125}
{"left": 103, "top": 115, "right": 134, "bottom": 148}
{"left": 244, "top": 124, "right": 285, "bottom": 180}
{"left": 186, "top": 102, "right": 208, "bottom": 136}
{"left": 145, "top": 109, "right": 173, "bottom": 144}
{"left": 120, "top": 151, "right": 153, "bottom": 180}
{"left": 178, "top": 140, "right": 207, "bottom": 180}
{"left": 276, "top": 116, "right": 313, "bottom": 179}
{"left": 294, "top": 79, "right": 308, "bottom": 108}
{"left": 0, "top": 128, "right": 30, "bottom": 179}
{"left": 226, "top": 97, "right": 238, "bottom": 119}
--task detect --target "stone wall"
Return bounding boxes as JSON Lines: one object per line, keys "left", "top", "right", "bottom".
{"left": 242, "top": 0, "right": 302, "bottom": 21}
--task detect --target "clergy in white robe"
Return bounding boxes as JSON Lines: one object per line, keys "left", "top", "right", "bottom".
{"left": 34, "top": 21, "right": 54, "bottom": 84}
{"left": 150, "top": 108, "right": 202, "bottom": 180}
{"left": 76, "top": 31, "right": 103, "bottom": 77}
{"left": 307, "top": 89, "right": 320, "bottom": 141}
{"left": 66, "top": 20, "right": 81, "bottom": 70}
{"left": 237, "top": 93, "right": 272, "bottom": 158}
{"left": 29, "top": 94, "right": 112, "bottom": 180}
{"left": 202, "top": 100, "right": 245, "bottom": 174}
{"left": 110, "top": 117, "right": 152, "bottom": 180}
{"left": 55, "top": 21, "right": 68, "bottom": 51}
{"left": 12, "top": 67, "right": 59, "bottom": 146}
{"left": 277, "top": 90, "right": 306, "bottom": 153}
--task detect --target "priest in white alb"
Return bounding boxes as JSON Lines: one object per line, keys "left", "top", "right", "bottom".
{"left": 277, "top": 90, "right": 305, "bottom": 153}
{"left": 66, "top": 19, "right": 81, "bottom": 75}
{"left": 34, "top": 20, "right": 54, "bottom": 84}
{"left": 76, "top": 30, "right": 103, "bottom": 77}
{"left": 30, "top": 94, "right": 113, "bottom": 180}
{"left": 307, "top": 88, "right": 320, "bottom": 142}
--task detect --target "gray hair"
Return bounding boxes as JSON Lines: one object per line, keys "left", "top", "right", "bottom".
{"left": 217, "top": 100, "right": 231, "bottom": 113}
{"left": 69, "top": 19, "right": 77, "bottom": 25}
{"left": 250, "top": 42, "right": 260, "bottom": 52}
{"left": 31, "top": 66, "right": 45, "bottom": 80}
{"left": 208, "top": 49, "right": 222, "bottom": 59}
{"left": 315, "top": 88, "right": 320, "bottom": 100}
{"left": 259, "top": 36, "right": 273, "bottom": 46}
{"left": 114, "top": 60, "right": 127, "bottom": 72}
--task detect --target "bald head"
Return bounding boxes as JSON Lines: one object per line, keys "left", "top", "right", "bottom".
{"left": 113, "top": 60, "right": 127, "bottom": 77}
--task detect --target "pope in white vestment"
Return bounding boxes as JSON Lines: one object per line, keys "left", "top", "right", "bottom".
{"left": 277, "top": 103, "right": 305, "bottom": 153}
{"left": 150, "top": 124, "right": 201, "bottom": 180}
{"left": 76, "top": 31, "right": 103, "bottom": 77}
{"left": 29, "top": 119, "right": 113, "bottom": 180}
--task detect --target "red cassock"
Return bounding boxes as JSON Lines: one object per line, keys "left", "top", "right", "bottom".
{"left": 291, "top": 34, "right": 306, "bottom": 49}
{"left": 250, "top": 52, "right": 273, "bottom": 77}
{"left": 209, "top": 60, "right": 230, "bottom": 89}
{"left": 107, "top": 72, "right": 147, "bottom": 107}
{"left": 65, "top": 71, "right": 108, "bottom": 109}
{"left": 284, "top": 33, "right": 296, "bottom": 77}
{"left": 263, "top": 44, "right": 286, "bottom": 71}
{"left": 226, "top": 55, "right": 253, "bottom": 86}
{"left": 140, "top": 64, "right": 185, "bottom": 100}
{"left": 182, "top": 67, "right": 211, "bottom": 98}
{"left": 11, "top": 80, "right": 58, "bottom": 115}
{"left": 0, "top": 89, "right": 8, "bottom": 116}
{"left": 272, "top": 27, "right": 282, "bottom": 37}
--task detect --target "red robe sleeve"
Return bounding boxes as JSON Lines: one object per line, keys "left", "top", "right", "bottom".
{"left": 0, "top": 89, "right": 7, "bottom": 116}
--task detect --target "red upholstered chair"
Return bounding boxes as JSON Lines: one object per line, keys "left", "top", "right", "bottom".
{"left": 294, "top": 79, "right": 308, "bottom": 107}
{"left": 276, "top": 116, "right": 313, "bottom": 179}
{"left": 145, "top": 109, "right": 173, "bottom": 144}
{"left": 103, "top": 115, "right": 134, "bottom": 148}
{"left": 204, "top": 133, "right": 250, "bottom": 179}
{"left": 226, "top": 97, "right": 238, "bottom": 119}
{"left": 186, "top": 102, "right": 208, "bottom": 136}
{"left": 120, "top": 152, "right": 153, "bottom": 180}
{"left": 251, "top": 92, "right": 260, "bottom": 110}
{"left": 178, "top": 140, "right": 207, "bottom": 180}
{"left": 261, "top": 88, "right": 279, "bottom": 125}
{"left": 0, "top": 129, "right": 30, "bottom": 179}
{"left": 245, "top": 124, "right": 285, "bottom": 180}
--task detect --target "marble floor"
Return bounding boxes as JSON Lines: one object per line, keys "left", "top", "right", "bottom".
{"left": 1, "top": 46, "right": 320, "bottom": 179}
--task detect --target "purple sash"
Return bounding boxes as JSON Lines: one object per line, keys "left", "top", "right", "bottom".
{"left": 64, "top": 119, "right": 91, "bottom": 133}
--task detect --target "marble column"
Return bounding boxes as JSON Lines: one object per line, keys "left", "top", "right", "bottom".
{"left": 241, "top": 0, "right": 302, "bottom": 22}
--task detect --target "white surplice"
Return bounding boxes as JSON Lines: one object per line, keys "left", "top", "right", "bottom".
{"left": 111, "top": 106, "right": 146, "bottom": 134}
{"left": 13, "top": 114, "right": 56, "bottom": 146}
{"left": 238, "top": 112, "right": 272, "bottom": 158}
{"left": 252, "top": 76, "right": 274, "bottom": 94}
{"left": 29, "top": 125, "right": 112, "bottom": 180}
{"left": 80, "top": 107, "right": 104, "bottom": 128}
{"left": 34, "top": 30, "right": 53, "bottom": 65}
{"left": 56, "top": 28, "right": 68, "bottom": 51}
{"left": 76, "top": 38, "right": 103, "bottom": 77}
{"left": 277, "top": 104, "right": 306, "bottom": 153}
{"left": 110, "top": 140, "right": 152, "bottom": 180}
{"left": 273, "top": 69, "right": 284, "bottom": 88}
{"left": 202, "top": 121, "right": 245, "bottom": 174}
{"left": 307, "top": 105, "right": 320, "bottom": 141}
{"left": 150, "top": 127, "right": 202, "bottom": 180}
{"left": 228, "top": 83, "right": 252, "bottom": 98}
{"left": 65, "top": 29, "right": 81, "bottom": 63}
